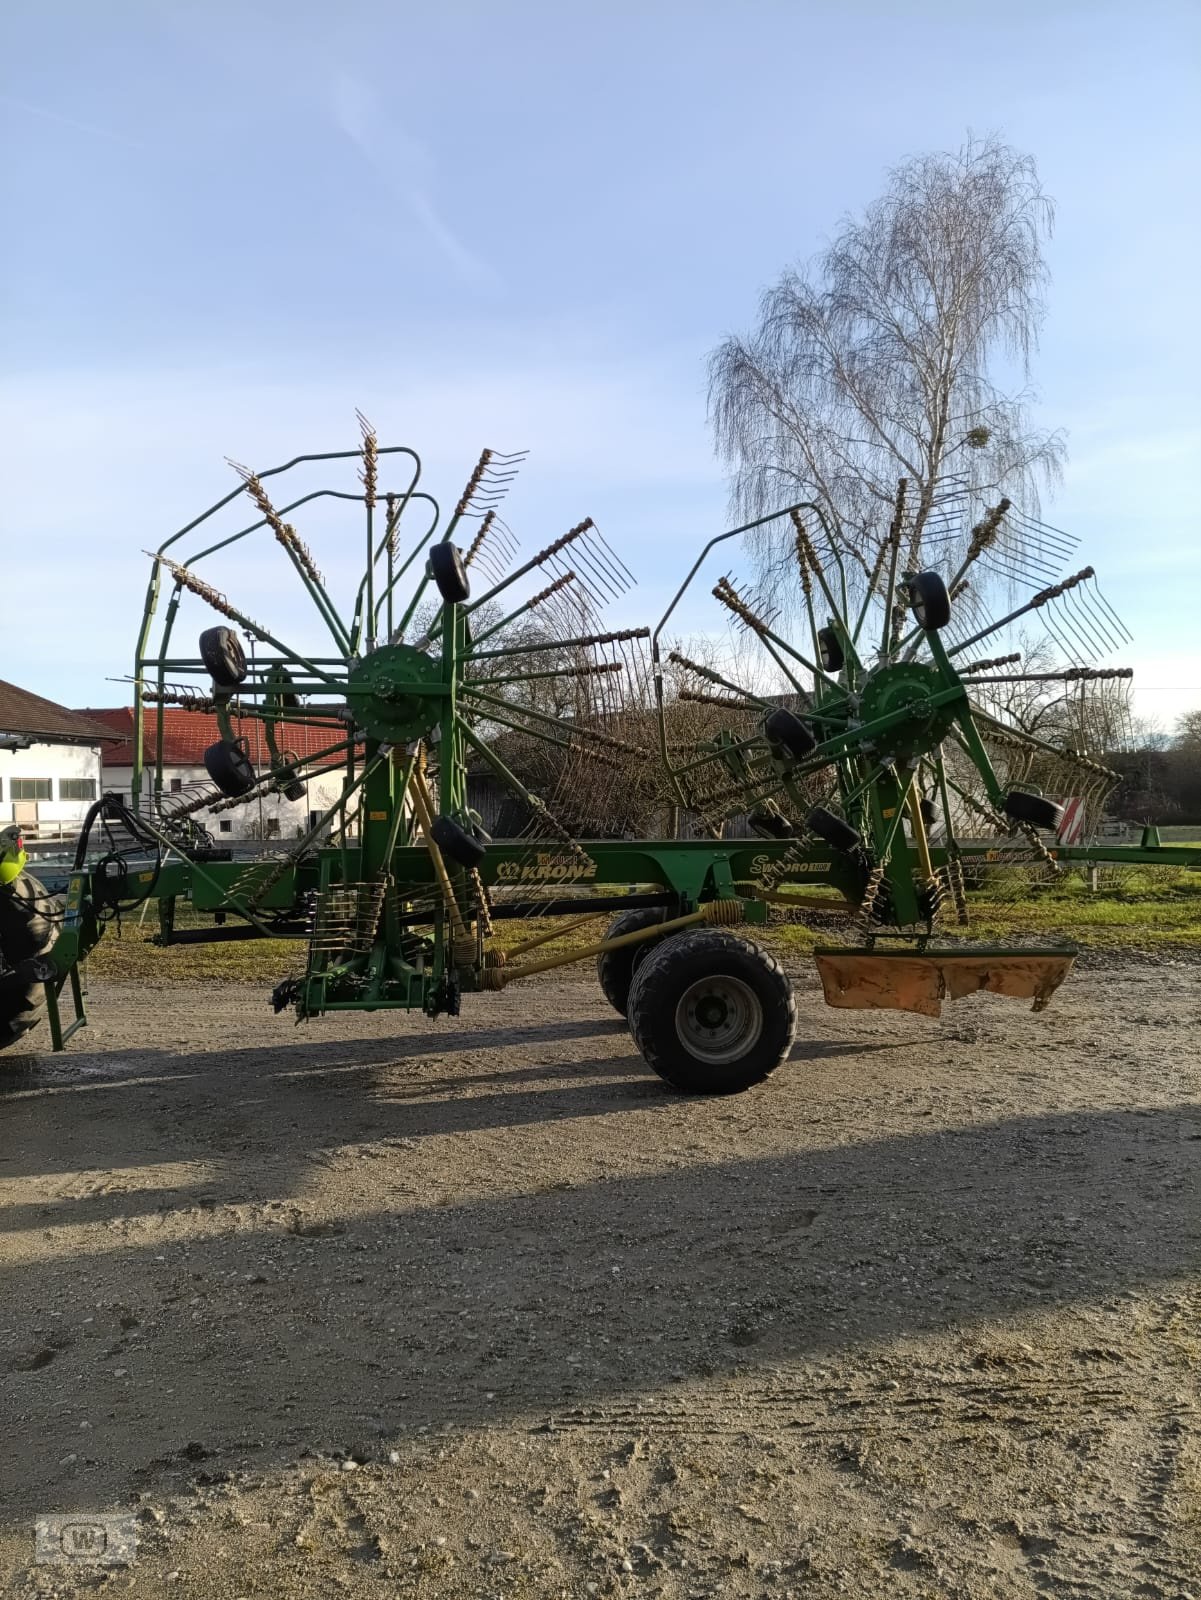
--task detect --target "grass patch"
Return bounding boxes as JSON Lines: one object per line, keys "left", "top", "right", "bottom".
{"left": 83, "top": 864, "right": 1201, "bottom": 989}
{"left": 958, "top": 897, "right": 1201, "bottom": 951}
{"left": 958, "top": 864, "right": 1201, "bottom": 950}
{"left": 87, "top": 902, "right": 304, "bottom": 985}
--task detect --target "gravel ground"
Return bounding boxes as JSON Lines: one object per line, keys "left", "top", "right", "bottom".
{"left": 1, "top": 958, "right": 1199, "bottom": 1598}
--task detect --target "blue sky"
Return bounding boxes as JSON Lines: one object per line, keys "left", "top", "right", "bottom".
{"left": 2, "top": 0, "right": 1198, "bottom": 730}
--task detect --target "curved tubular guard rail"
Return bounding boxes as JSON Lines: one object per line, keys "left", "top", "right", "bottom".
{"left": 132, "top": 443, "right": 428, "bottom": 815}
{"left": 650, "top": 501, "right": 844, "bottom": 817}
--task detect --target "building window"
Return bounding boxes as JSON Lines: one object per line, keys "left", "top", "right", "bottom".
{"left": 265, "top": 817, "right": 280, "bottom": 838}
{"left": 170, "top": 777, "right": 183, "bottom": 794}
{"left": 11, "top": 778, "right": 52, "bottom": 801}
{"left": 59, "top": 778, "right": 97, "bottom": 802}
{"left": 219, "top": 820, "right": 232, "bottom": 833}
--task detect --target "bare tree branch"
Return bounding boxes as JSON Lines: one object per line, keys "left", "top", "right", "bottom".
{"left": 709, "top": 135, "right": 1067, "bottom": 601}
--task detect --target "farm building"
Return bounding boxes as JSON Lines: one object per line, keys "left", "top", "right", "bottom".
{"left": 79, "top": 707, "right": 353, "bottom": 840}
{"left": 0, "top": 680, "right": 114, "bottom": 839}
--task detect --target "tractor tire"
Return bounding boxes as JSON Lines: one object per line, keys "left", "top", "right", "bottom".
{"left": 204, "top": 738, "right": 256, "bottom": 797}
{"left": 596, "top": 907, "right": 669, "bottom": 1016}
{"left": 627, "top": 929, "right": 796, "bottom": 1095}
{"left": 0, "top": 966, "right": 46, "bottom": 1052}
{"left": 805, "top": 805, "right": 861, "bottom": 854}
{"left": 817, "top": 626, "right": 845, "bottom": 673}
{"left": 1003, "top": 790, "right": 1063, "bottom": 831}
{"left": 430, "top": 814, "right": 486, "bottom": 868}
{"left": 0, "top": 873, "right": 55, "bottom": 960}
{"left": 764, "top": 707, "right": 817, "bottom": 761}
{"left": 429, "top": 543, "right": 470, "bottom": 604}
{"left": 0, "top": 874, "right": 55, "bottom": 1054}
{"left": 905, "top": 571, "right": 951, "bottom": 631}
{"left": 199, "top": 626, "right": 248, "bottom": 689}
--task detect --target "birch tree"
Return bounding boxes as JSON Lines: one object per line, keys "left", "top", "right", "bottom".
{"left": 709, "top": 136, "right": 1066, "bottom": 588}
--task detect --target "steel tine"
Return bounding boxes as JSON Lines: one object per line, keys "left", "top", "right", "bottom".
{"left": 570, "top": 536, "right": 624, "bottom": 603}
{"left": 1090, "top": 578, "right": 1134, "bottom": 645}
{"left": 1072, "top": 588, "right": 1120, "bottom": 656}
{"left": 1048, "top": 600, "right": 1098, "bottom": 665}
{"left": 545, "top": 550, "right": 600, "bottom": 608}
{"left": 988, "top": 546, "right": 1068, "bottom": 581}
{"left": 580, "top": 525, "right": 633, "bottom": 594}
{"left": 590, "top": 526, "right": 637, "bottom": 590}
{"left": 1068, "top": 582, "right": 1113, "bottom": 656}
{"left": 978, "top": 557, "right": 1042, "bottom": 588}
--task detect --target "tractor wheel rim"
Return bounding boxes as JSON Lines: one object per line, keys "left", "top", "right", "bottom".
{"left": 675, "top": 976, "right": 763, "bottom": 1065}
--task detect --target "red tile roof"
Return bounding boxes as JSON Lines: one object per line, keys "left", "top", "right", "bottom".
{"left": 79, "top": 707, "right": 353, "bottom": 769}
{"left": 0, "top": 681, "right": 118, "bottom": 744}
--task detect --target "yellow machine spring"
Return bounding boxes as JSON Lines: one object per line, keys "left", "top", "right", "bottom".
{"left": 856, "top": 862, "right": 886, "bottom": 935}
{"left": 1016, "top": 821, "right": 1063, "bottom": 876}
{"left": 226, "top": 853, "right": 296, "bottom": 912}
{"left": 920, "top": 872, "right": 945, "bottom": 925}
{"left": 470, "top": 868, "right": 493, "bottom": 937}
{"left": 307, "top": 880, "right": 387, "bottom": 957}
{"left": 947, "top": 854, "right": 969, "bottom": 925}
{"left": 754, "top": 838, "right": 810, "bottom": 894}
{"left": 701, "top": 899, "right": 745, "bottom": 926}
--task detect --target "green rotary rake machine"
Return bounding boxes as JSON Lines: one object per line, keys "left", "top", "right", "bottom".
{"left": 3, "top": 424, "right": 1196, "bottom": 1092}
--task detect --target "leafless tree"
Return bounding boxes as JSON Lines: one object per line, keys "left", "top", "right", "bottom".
{"left": 709, "top": 136, "right": 1066, "bottom": 591}
{"left": 972, "top": 635, "right": 1133, "bottom": 755}
{"left": 1174, "top": 708, "right": 1201, "bottom": 749}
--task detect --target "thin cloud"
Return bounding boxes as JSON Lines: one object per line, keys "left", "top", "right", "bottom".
{"left": 328, "top": 71, "right": 497, "bottom": 292}
{"left": 0, "top": 92, "right": 146, "bottom": 149}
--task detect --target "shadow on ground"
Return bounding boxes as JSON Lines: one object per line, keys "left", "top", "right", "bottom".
{"left": 1, "top": 997, "right": 1197, "bottom": 1522}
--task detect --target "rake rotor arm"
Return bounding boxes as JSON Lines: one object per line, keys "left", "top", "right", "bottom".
{"left": 464, "top": 571, "right": 579, "bottom": 649}
{"left": 458, "top": 724, "right": 568, "bottom": 827}
{"left": 463, "top": 661, "right": 624, "bottom": 690}
{"left": 946, "top": 567, "right": 1097, "bottom": 658}
{"left": 761, "top": 681, "right": 968, "bottom": 782}
{"left": 665, "top": 653, "right": 773, "bottom": 709}
{"left": 789, "top": 507, "right": 856, "bottom": 659}
{"left": 379, "top": 497, "right": 446, "bottom": 641}
{"left": 711, "top": 578, "right": 839, "bottom": 693}
{"left": 460, "top": 686, "right": 643, "bottom": 756}
{"left": 466, "top": 627, "right": 650, "bottom": 663}
{"left": 151, "top": 559, "right": 346, "bottom": 691}
{"left": 464, "top": 520, "right": 594, "bottom": 614}
{"left": 965, "top": 668, "right": 1133, "bottom": 686}
{"left": 353, "top": 492, "right": 442, "bottom": 647}
{"left": 968, "top": 705, "right": 1118, "bottom": 776}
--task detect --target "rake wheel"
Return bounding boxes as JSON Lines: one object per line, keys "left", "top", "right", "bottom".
{"left": 655, "top": 479, "right": 1133, "bottom": 962}
{"left": 199, "top": 626, "right": 248, "bottom": 688}
{"left": 132, "top": 422, "right": 649, "bottom": 1024}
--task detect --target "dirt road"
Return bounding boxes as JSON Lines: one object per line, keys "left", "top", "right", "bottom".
{"left": 2, "top": 959, "right": 1198, "bottom": 1597}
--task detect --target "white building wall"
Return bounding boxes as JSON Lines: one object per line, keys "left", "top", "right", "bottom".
{"left": 107, "top": 764, "right": 349, "bottom": 840}
{"left": 0, "top": 742, "right": 102, "bottom": 834}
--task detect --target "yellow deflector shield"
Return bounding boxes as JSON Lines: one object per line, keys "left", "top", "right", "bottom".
{"left": 814, "top": 946, "right": 1076, "bottom": 1018}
